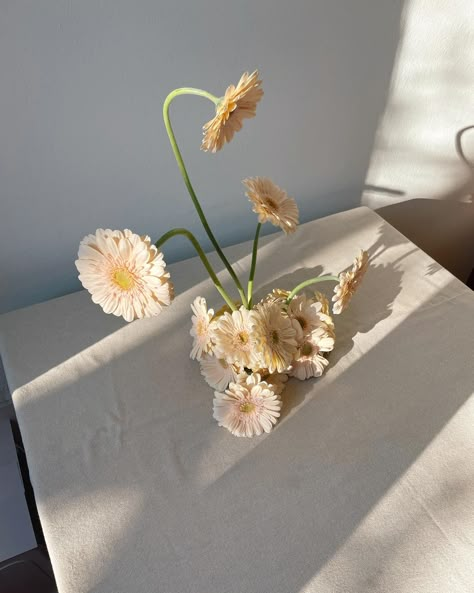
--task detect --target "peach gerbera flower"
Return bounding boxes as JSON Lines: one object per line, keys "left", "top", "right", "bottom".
{"left": 213, "top": 373, "right": 281, "bottom": 437}
{"left": 332, "top": 250, "right": 369, "bottom": 314}
{"left": 243, "top": 177, "right": 299, "bottom": 234}
{"left": 200, "top": 354, "right": 240, "bottom": 391}
{"left": 190, "top": 296, "right": 215, "bottom": 360}
{"left": 211, "top": 306, "right": 257, "bottom": 369}
{"left": 201, "top": 70, "right": 263, "bottom": 153}
{"left": 251, "top": 302, "right": 298, "bottom": 373}
{"left": 289, "top": 325, "right": 334, "bottom": 381}
{"left": 76, "top": 229, "right": 173, "bottom": 322}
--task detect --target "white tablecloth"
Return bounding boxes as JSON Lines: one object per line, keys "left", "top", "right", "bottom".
{"left": 0, "top": 207, "right": 473, "bottom": 593}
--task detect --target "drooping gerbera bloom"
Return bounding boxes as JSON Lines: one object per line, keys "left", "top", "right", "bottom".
{"left": 289, "top": 326, "right": 334, "bottom": 380}
{"left": 251, "top": 302, "right": 298, "bottom": 373}
{"left": 200, "top": 354, "right": 240, "bottom": 391}
{"left": 201, "top": 70, "right": 263, "bottom": 153}
{"left": 213, "top": 373, "right": 281, "bottom": 437}
{"left": 190, "top": 296, "right": 215, "bottom": 360}
{"left": 243, "top": 177, "right": 299, "bottom": 234}
{"left": 332, "top": 250, "right": 369, "bottom": 314}
{"left": 76, "top": 229, "right": 173, "bottom": 322}
{"left": 211, "top": 307, "right": 257, "bottom": 369}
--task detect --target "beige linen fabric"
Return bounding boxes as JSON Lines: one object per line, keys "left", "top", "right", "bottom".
{"left": 0, "top": 207, "right": 473, "bottom": 593}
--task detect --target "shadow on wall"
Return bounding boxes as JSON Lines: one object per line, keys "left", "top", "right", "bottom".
{"left": 366, "top": 126, "right": 474, "bottom": 283}
{"left": 360, "top": 0, "right": 474, "bottom": 282}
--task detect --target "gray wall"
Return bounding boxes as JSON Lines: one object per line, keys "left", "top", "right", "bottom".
{"left": 0, "top": 1, "right": 403, "bottom": 314}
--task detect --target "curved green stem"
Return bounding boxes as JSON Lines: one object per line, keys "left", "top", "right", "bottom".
{"left": 247, "top": 223, "right": 262, "bottom": 308}
{"left": 286, "top": 275, "right": 340, "bottom": 304}
{"left": 155, "top": 228, "right": 236, "bottom": 311}
{"left": 163, "top": 88, "right": 248, "bottom": 307}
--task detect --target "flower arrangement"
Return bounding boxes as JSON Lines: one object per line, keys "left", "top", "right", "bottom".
{"left": 76, "top": 71, "right": 368, "bottom": 437}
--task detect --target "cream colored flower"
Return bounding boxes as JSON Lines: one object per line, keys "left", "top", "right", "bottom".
{"left": 243, "top": 177, "right": 299, "bottom": 234}
{"left": 201, "top": 70, "right": 263, "bottom": 153}
{"left": 251, "top": 302, "right": 298, "bottom": 373}
{"left": 287, "top": 294, "right": 324, "bottom": 340}
{"left": 213, "top": 373, "right": 281, "bottom": 437}
{"left": 290, "top": 326, "right": 334, "bottom": 380}
{"left": 200, "top": 355, "right": 239, "bottom": 391}
{"left": 190, "top": 296, "right": 215, "bottom": 360}
{"left": 76, "top": 229, "right": 173, "bottom": 322}
{"left": 211, "top": 307, "right": 256, "bottom": 368}
{"left": 264, "top": 372, "right": 289, "bottom": 395}
{"left": 313, "top": 291, "right": 330, "bottom": 316}
{"left": 332, "top": 250, "right": 369, "bottom": 314}
{"left": 312, "top": 291, "right": 335, "bottom": 328}
{"left": 264, "top": 288, "right": 290, "bottom": 305}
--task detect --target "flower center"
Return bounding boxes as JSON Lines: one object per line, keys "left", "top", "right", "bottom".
{"left": 237, "top": 331, "right": 249, "bottom": 345}
{"left": 112, "top": 268, "right": 135, "bottom": 291}
{"left": 264, "top": 196, "right": 278, "bottom": 211}
{"left": 271, "top": 330, "right": 280, "bottom": 345}
{"left": 301, "top": 342, "right": 314, "bottom": 357}
{"left": 296, "top": 315, "right": 307, "bottom": 330}
{"left": 240, "top": 402, "right": 255, "bottom": 414}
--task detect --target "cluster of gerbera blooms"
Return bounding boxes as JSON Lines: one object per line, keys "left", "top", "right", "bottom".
{"left": 75, "top": 69, "right": 369, "bottom": 437}
{"left": 191, "top": 289, "right": 337, "bottom": 437}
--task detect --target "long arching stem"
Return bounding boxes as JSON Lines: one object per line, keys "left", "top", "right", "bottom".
{"left": 155, "top": 228, "right": 236, "bottom": 311}
{"left": 247, "top": 223, "right": 261, "bottom": 308}
{"left": 163, "top": 88, "right": 248, "bottom": 307}
{"left": 286, "top": 275, "right": 339, "bottom": 304}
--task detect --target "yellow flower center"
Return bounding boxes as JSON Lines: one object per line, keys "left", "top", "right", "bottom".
{"left": 240, "top": 402, "right": 255, "bottom": 414}
{"left": 112, "top": 268, "right": 135, "bottom": 291}
{"left": 301, "top": 342, "right": 313, "bottom": 357}
{"left": 271, "top": 330, "right": 280, "bottom": 345}
{"left": 237, "top": 331, "right": 249, "bottom": 345}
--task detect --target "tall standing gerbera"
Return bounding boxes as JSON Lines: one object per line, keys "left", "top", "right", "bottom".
{"left": 76, "top": 229, "right": 173, "bottom": 322}
{"left": 213, "top": 373, "right": 281, "bottom": 437}
{"left": 201, "top": 70, "right": 263, "bottom": 153}
{"left": 190, "top": 296, "right": 215, "bottom": 360}
{"left": 243, "top": 177, "right": 299, "bottom": 234}
{"left": 251, "top": 302, "right": 298, "bottom": 373}
{"left": 332, "top": 250, "right": 369, "bottom": 314}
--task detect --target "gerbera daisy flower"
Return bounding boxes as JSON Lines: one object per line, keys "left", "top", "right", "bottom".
{"left": 264, "top": 372, "right": 289, "bottom": 395}
{"left": 213, "top": 373, "right": 281, "bottom": 437}
{"left": 243, "top": 177, "right": 299, "bottom": 234}
{"left": 76, "top": 229, "right": 173, "bottom": 322}
{"left": 289, "top": 326, "right": 334, "bottom": 380}
{"left": 211, "top": 306, "right": 257, "bottom": 369}
{"left": 287, "top": 294, "right": 325, "bottom": 339}
{"left": 200, "top": 354, "right": 240, "bottom": 391}
{"left": 201, "top": 70, "right": 263, "bottom": 153}
{"left": 190, "top": 296, "right": 215, "bottom": 360}
{"left": 264, "top": 288, "right": 290, "bottom": 305}
{"left": 251, "top": 302, "right": 298, "bottom": 373}
{"left": 332, "top": 250, "right": 369, "bottom": 314}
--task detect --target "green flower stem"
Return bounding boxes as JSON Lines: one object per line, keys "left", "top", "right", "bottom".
{"left": 163, "top": 88, "right": 248, "bottom": 307}
{"left": 286, "top": 275, "right": 340, "bottom": 304}
{"left": 247, "top": 222, "right": 262, "bottom": 308}
{"left": 155, "top": 228, "right": 236, "bottom": 311}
